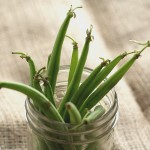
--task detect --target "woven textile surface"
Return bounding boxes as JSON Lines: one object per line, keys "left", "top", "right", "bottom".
{"left": 0, "top": 0, "right": 150, "bottom": 149}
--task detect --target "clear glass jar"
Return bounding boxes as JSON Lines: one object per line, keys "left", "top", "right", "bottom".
{"left": 26, "top": 65, "right": 118, "bottom": 150}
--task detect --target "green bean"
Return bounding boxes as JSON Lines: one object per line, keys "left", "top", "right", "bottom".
{"left": 43, "top": 78, "right": 56, "bottom": 107}
{"left": 66, "top": 35, "right": 78, "bottom": 86}
{"left": 47, "top": 6, "right": 82, "bottom": 93}
{"left": 65, "top": 102, "right": 81, "bottom": 124}
{"left": 12, "top": 52, "right": 36, "bottom": 87}
{"left": 0, "top": 82, "right": 64, "bottom": 122}
{"left": 70, "top": 105, "right": 105, "bottom": 131}
{"left": 79, "top": 44, "right": 149, "bottom": 114}
{"left": 33, "top": 67, "right": 46, "bottom": 93}
{"left": 82, "top": 109, "right": 92, "bottom": 119}
{"left": 58, "top": 26, "right": 93, "bottom": 117}
{"left": 82, "top": 105, "right": 105, "bottom": 124}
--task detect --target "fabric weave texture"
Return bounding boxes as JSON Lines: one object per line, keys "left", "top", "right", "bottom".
{"left": 0, "top": 0, "right": 150, "bottom": 149}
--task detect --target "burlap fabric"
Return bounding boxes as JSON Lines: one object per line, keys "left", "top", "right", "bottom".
{"left": 0, "top": 0, "right": 150, "bottom": 149}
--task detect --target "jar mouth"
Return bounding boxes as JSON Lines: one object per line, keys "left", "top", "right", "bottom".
{"left": 26, "top": 65, "right": 118, "bottom": 140}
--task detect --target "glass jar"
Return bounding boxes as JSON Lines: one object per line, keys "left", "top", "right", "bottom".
{"left": 26, "top": 65, "right": 118, "bottom": 150}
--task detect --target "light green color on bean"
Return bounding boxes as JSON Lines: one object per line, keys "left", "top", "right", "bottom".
{"left": 66, "top": 35, "right": 79, "bottom": 86}
{"left": 65, "top": 102, "right": 82, "bottom": 124}
{"left": 47, "top": 8, "right": 75, "bottom": 93}
{"left": 83, "top": 105, "right": 106, "bottom": 124}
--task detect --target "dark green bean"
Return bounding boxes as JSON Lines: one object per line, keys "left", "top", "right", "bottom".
{"left": 58, "top": 26, "right": 93, "bottom": 117}
{"left": 43, "top": 78, "right": 56, "bottom": 107}
{"left": 47, "top": 7, "right": 82, "bottom": 93}
{"left": 66, "top": 35, "right": 78, "bottom": 86}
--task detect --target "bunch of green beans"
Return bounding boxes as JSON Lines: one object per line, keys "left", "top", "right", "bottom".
{"left": 0, "top": 6, "right": 149, "bottom": 150}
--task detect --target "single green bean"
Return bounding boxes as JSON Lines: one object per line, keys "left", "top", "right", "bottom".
{"left": 83, "top": 105, "right": 105, "bottom": 124}
{"left": 47, "top": 7, "right": 81, "bottom": 93}
{"left": 0, "top": 82, "right": 64, "bottom": 122}
{"left": 65, "top": 102, "right": 81, "bottom": 124}
{"left": 12, "top": 52, "right": 36, "bottom": 87}
{"left": 43, "top": 78, "right": 56, "bottom": 107}
{"left": 33, "top": 67, "right": 46, "bottom": 93}
{"left": 66, "top": 35, "right": 78, "bottom": 86}
{"left": 79, "top": 44, "right": 149, "bottom": 114}
{"left": 58, "top": 26, "right": 93, "bottom": 117}
{"left": 70, "top": 105, "right": 105, "bottom": 131}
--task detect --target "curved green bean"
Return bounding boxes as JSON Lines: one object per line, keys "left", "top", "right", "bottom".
{"left": 70, "top": 105, "right": 105, "bottom": 131}
{"left": 65, "top": 102, "right": 81, "bottom": 124}
{"left": 0, "top": 82, "right": 64, "bottom": 122}
{"left": 12, "top": 52, "right": 36, "bottom": 87}
{"left": 83, "top": 105, "right": 105, "bottom": 124}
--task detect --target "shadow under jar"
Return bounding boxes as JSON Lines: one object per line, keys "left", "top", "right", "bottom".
{"left": 26, "top": 65, "right": 119, "bottom": 150}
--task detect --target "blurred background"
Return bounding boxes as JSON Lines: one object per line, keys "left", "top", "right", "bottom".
{"left": 0, "top": 0, "right": 150, "bottom": 149}
{"left": 86, "top": 0, "right": 150, "bottom": 114}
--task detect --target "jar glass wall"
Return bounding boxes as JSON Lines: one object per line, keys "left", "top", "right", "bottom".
{"left": 26, "top": 66, "right": 118, "bottom": 150}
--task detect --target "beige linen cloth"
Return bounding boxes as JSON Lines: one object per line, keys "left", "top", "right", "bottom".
{"left": 0, "top": 0, "right": 150, "bottom": 149}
